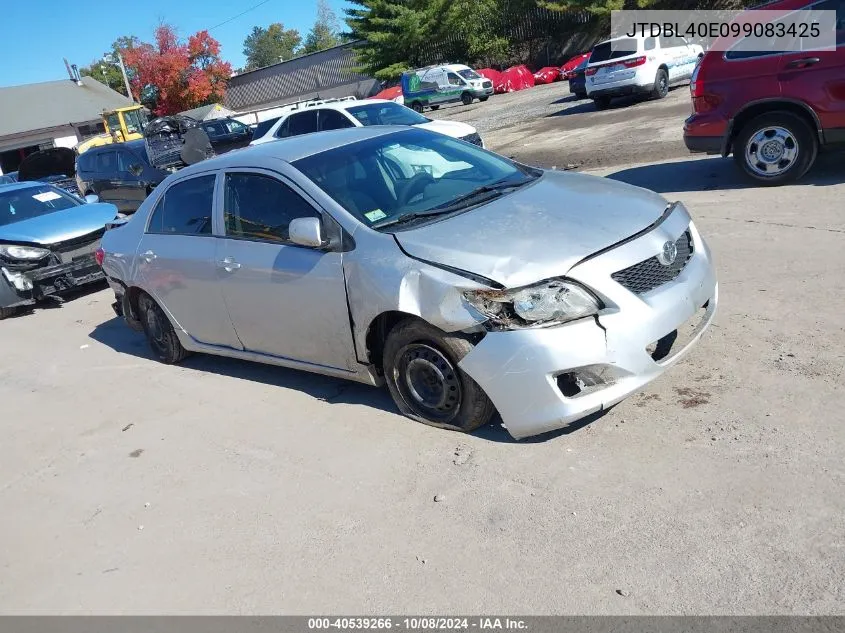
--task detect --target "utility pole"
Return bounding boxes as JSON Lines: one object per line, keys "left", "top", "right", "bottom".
{"left": 104, "top": 52, "right": 134, "bottom": 102}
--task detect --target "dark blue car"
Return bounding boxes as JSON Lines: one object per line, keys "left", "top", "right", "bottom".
{"left": 0, "top": 181, "right": 120, "bottom": 319}
{"left": 568, "top": 58, "right": 589, "bottom": 99}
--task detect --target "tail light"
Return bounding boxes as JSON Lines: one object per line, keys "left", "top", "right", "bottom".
{"left": 688, "top": 56, "right": 721, "bottom": 113}
{"left": 95, "top": 247, "right": 105, "bottom": 267}
{"left": 585, "top": 66, "right": 598, "bottom": 76}
{"left": 622, "top": 56, "right": 647, "bottom": 68}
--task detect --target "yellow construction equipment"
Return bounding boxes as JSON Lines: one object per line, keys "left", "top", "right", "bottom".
{"left": 75, "top": 105, "right": 149, "bottom": 154}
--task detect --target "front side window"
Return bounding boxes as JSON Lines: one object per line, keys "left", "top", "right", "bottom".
{"left": 147, "top": 174, "right": 215, "bottom": 235}
{"left": 224, "top": 119, "right": 248, "bottom": 133}
{"left": 447, "top": 72, "right": 463, "bottom": 85}
{"left": 223, "top": 173, "right": 320, "bottom": 243}
{"left": 347, "top": 103, "right": 429, "bottom": 126}
{"left": 117, "top": 151, "right": 138, "bottom": 173}
{"left": 292, "top": 128, "right": 538, "bottom": 230}
{"left": 96, "top": 151, "right": 117, "bottom": 173}
{"left": 0, "top": 185, "right": 80, "bottom": 227}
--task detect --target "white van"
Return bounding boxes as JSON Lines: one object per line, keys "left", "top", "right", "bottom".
{"left": 405, "top": 63, "right": 494, "bottom": 110}
{"left": 584, "top": 35, "right": 704, "bottom": 109}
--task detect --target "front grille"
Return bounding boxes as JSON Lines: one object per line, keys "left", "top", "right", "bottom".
{"left": 482, "top": 80, "right": 492, "bottom": 88}
{"left": 611, "top": 231, "right": 693, "bottom": 295}
{"left": 52, "top": 229, "right": 105, "bottom": 263}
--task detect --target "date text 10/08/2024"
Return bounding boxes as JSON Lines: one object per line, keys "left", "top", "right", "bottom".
{"left": 307, "top": 618, "right": 528, "bottom": 630}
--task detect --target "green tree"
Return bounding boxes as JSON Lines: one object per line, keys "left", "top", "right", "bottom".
{"left": 539, "top": 0, "right": 654, "bottom": 15}
{"left": 79, "top": 35, "right": 141, "bottom": 96}
{"left": 243, "top": 23, "right": 302, "bottom": 70}
{"left": 441, "top": 0, "right": 512, "bottom": 67}
{"left": 344, "top": 0, "right": 448, "bottom": 80}
{"left": 301, "top": 0, "right": 343, "bottom": 55}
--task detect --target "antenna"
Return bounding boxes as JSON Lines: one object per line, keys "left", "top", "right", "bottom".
{"left": 63, "top": 58, "right": 75, "bottom": 82}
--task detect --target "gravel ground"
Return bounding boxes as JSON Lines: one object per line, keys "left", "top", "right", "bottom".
{"left": 1, "top": 89, "right": 844, "bottom": 614}
{"left": 429, "top": 80, "right": 694, "bottom": 170}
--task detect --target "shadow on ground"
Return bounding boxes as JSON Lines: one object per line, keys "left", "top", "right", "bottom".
{"left": 89, "top": 316, "right": 598, "bottom": 444}
{"left": 606, "top": 154, "right": 844, "bottom": 193}
{"left": 88, "top": 316, "right": 397, "bottom": 414}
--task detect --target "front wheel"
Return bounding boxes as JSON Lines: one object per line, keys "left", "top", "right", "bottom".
{"left": 461, "top": 92, "right": 473, "bottom": 106}
{"left": 383, "top": 319, "right": 495, "bottom": 433}
{"left": 733, "top": 111, "right": 817, "bottom": 185}
{"left": 430, "top": 104, "right": 440, "bottom": 110}
{"left": 593, "top": 96, "right": 611, "bottom": 110}
{"left": 137, "top": 293, "right": 190, "bottom": 364}
{"left": 479, "top": 96, "right": 489, "bottom": 102}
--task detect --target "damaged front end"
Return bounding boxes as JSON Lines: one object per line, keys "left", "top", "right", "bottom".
{"left": 144, "top": 115, "right": 215, "bottom": 171}
{"left": 0, "top": 230, "right": 106, "bottom": 309}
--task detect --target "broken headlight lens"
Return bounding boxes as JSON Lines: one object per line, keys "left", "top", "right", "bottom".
{"left": 464, "top": 279, "right": 601, "bottom": 328}
{"left": 0, "top": 245, "right": 50, "bottom": 261}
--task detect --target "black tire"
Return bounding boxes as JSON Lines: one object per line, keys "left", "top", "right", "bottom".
{"left": 733, "top": 111, "right": 817, "bottom": 186}
{"left": 651, "top": 68, "right": 669, "bottom": 99}
{"left": 461, "top": 92, "right": 473, "bottom": 106}
{"left": 479, "top": 96, "right": 489, "bottom": 102}
{"left": 430, "top": 104, "right": 440, "bottom": 110}
{"left": 383, "top": 318, "right": 495, "bottom": 433}
{"left": 593, "top": 96, "right": 611, "bottom": 110}
{"left": 410, "top": 101, "right": 424, "bottom": 113}
{"left": 0, "top": 306, "right": 16, "bottom": 320}
{"left": 137, "top": 293, "right": 189, "bottom": 364}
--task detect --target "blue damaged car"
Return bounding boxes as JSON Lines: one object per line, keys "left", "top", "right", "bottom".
{"left": 0, "top": 181, "right": 121, "bottom": 319}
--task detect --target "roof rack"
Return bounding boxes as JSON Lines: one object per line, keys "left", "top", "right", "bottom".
{"left": 274, "top": 95, "right": 358, "bottom": 113}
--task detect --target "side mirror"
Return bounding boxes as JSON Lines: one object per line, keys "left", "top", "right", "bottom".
{"left": 84, "top": 194, "right": 99, "bottom": 204}
{"left": 289, "top": 217, "right": 327, "bottom": 248}
{"left": 128, "top": 163, "right": 143, "bottom": 177}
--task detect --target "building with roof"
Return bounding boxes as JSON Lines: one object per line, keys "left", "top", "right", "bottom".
{"left": 224, "top": 42, "right": 381, "bottom": 124}
{"left": 178, "top": 103, "right": 237, "bottom": 121}
{"left": 0, "top": 75, "right": 132, "bottom": 175}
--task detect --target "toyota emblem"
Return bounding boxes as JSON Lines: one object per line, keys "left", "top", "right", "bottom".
{"left": 657, "top": 240, "right": 678, "bottom": 266}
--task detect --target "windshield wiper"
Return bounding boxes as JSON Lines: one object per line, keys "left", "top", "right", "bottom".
{"left": 371, "top": 208, "right": 456, "bottom": 229}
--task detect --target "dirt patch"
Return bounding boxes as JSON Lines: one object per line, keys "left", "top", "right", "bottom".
{"left": 674, "top": 387, "right": 712, "bottom": 409}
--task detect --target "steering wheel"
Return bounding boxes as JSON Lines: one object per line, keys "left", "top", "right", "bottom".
{"left": 397, "top": 171, "right": 435, "bottom": 207}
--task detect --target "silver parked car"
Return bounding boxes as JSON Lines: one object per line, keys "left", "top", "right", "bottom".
{"left": 99, "top": 126, "right": 718, "bottom": 440}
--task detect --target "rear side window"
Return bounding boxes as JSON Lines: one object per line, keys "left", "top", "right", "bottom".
{"left": 288, "top": 111, "right": 319, "bottom": 136}
{"left": 644, "top": 37, "right": 656, "bottom": 51}
{"left": 223, "top": 172, "right": 320, "bottom": 243}
{"left": 147, "top": 174, "right": 215, "bottom": 235}
{"left": 590, "top": 39, "right": 638, "bottom": 63}
{"left": 318, "top": 109, "right": 355, "bottom": 131}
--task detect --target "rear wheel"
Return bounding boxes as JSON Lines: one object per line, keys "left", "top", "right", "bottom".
{"left": 430, "top": 104, "right": 440, "bottom": 110}
{"left": 0, "top": 306, "right": 16, "bottom": 320}
{"left": 410, "top": 101, "right": 424, "bottom": 113}
{"left": 383, "top": 319, "right": 495, "bottom": 433}
{"left": 461, "top": 92, "right": 473, "bottom": 106}
{"left": 651, "top": 68, "right": 669, "bottom": 99}
{"left": 734, "top": 111, "right": 817, "bottom": 185}
{"left": 137, "top": 293, "right": 189, "bottom": 364}
{"left": 479, "top": 96, "right": 489, "bottom": 102}
{"left": 593, "top": 96, "right": 611, "bottom": 110}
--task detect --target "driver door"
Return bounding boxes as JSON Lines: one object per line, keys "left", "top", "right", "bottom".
{"left": 215, "top": 169, "right": 357, "bottom": 371}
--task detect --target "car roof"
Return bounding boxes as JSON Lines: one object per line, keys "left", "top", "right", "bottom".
{"left": 83, "top": 139, "right": 146, "bottom": 154}
{"left": 287, "top": 98, "right": 394, "bottom": 113}
{"left": 178, "top": 125, "right": 412, "bottom": 175}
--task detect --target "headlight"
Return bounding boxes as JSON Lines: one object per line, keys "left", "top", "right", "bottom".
{"left": 0, "top": 245, "right": 50, "bottom": 261}
{"left": 464, "top": 278, "right": 602, "bottom": 329}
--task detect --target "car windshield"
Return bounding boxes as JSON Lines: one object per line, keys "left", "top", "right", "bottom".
{"left": 590, "top": 39, "right": 638, "bottom": 63}
{"left": 458, "top": 69, "right": 481, "bottom": 80}
{"left": 347, "top": 103, "right": 429, "bottom": 126}
{"left": 0, "top": 185, "right": 80, "bottom": 227}
{"left": 292, "top": 128, "right": 539, "bottom": 230}
{"left": 123, "top": 109, "right": 145, "bottom": 135}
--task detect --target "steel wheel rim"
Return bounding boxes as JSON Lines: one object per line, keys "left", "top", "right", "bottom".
{"left": 395, "top": 343, "right": 462, "bottom": 423}
{"left": 745, "top": 126, "right": 799, "bottom": 177}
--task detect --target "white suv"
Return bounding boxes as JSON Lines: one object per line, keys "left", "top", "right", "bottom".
{"left": 250, "top": 98, "right": 484, "bottom": 148}
{"left": 585, "top": 35, "right": 704, "bottom": 109}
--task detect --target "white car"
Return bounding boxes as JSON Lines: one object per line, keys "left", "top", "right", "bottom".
{"left": 585, "top": 34, "right": 704, "bottom": 109}
{"left": 249, "top": 98, "right": 485, "bottom": 148}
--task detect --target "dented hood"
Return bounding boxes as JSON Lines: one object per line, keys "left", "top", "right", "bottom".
{"left": 392, "top": 170, "right": 670, "bottom": 288}
{"left": 17, "top": 147, "right": 76, "bottom": 182}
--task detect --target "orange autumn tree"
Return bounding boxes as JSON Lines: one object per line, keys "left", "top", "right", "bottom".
{"left": 123, "top": 24, "right": 232, "bottom": 115}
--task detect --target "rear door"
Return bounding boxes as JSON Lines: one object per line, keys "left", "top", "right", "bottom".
{"left": 216, "top": 169, "right": 357, "bottom": 370}
{"left": 777, "top": 0, "right": 845, "bottom": 138}
{"left": 136, "top": 173, "right": 242, "bottom": 349}
{"left": 661, "top": 35, "right": 695, "bottom": 82}
{"left": 93, "top": 150, "right": 122, "bottom": 207}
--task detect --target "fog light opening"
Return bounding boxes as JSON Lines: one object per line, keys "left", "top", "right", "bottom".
{"left": 556, "top": 368, "right": 611, "bottom": 398}
{"left": 648, "top": 329, "right": 678, "bottom": 362}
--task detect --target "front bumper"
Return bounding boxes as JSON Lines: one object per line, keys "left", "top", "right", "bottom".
{"left": 0, "top": 255, "right": 104, "bottom": 308}
{"left": 470, "top": 85, "right": 494, "bottom": 97}
{"left": 458, "top": 207, "right": 718, "bottom": 440}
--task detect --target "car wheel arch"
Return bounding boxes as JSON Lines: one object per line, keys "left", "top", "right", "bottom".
{"left": 364, "top": 310, "right": 419, "bottom": 376}
{"left": 726, "top": 99, "right": 822, "bottom": 156}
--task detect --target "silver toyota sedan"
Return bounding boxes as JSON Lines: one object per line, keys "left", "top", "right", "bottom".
{"left": 99, "top": 125, "right": 718, "bottom": 440}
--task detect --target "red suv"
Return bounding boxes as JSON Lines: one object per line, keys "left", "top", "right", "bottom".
{"left": 683, "top": 0, "right": 845, "bottom": 185}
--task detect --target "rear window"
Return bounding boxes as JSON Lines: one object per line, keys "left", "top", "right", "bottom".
{"left": 590, "top": 39, "right": 638, "bottom": 63}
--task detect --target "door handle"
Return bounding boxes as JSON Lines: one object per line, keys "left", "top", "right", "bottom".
{"left": 785, "top": 57, "right": 820, "bottom": 69}
{"left": 141, "top": 250, "right": 156, "bottom": 263}
{"left": 217, "top": 256, "right": 241, "bottom": 272}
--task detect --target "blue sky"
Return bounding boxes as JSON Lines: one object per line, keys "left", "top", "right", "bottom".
{"left": 0, "top": 0, "right": 352, "bottom": 87}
